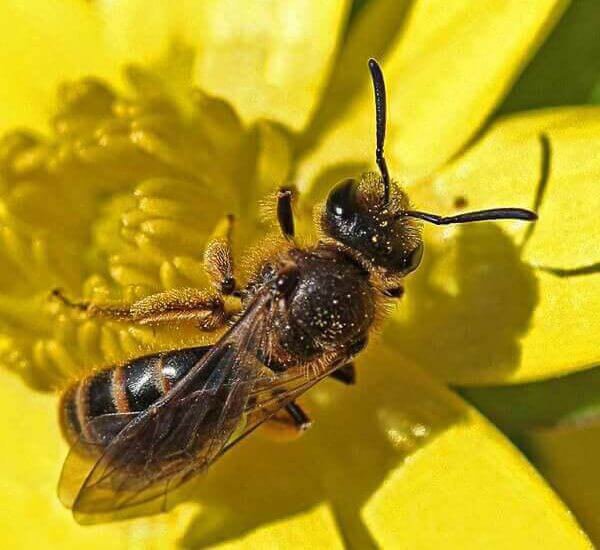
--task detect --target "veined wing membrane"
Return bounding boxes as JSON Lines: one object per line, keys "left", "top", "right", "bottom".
{"left": 222, "top": 352, "right": 351, "bottom": 454}
{"left": 58, "top": 412, "right": 139, "bottom": 511}
{"left": 64, "top": 290, "right": 273, "bottom": 523}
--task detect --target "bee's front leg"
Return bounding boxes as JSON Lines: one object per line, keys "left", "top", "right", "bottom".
{"left": 276, "top": 186, "right": 297, "bottom": 240}
{"left": 204, "top": 213, "right": 238, "bottom": 296}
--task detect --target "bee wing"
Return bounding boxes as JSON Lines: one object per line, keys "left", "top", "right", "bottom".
{"left": 58, "top": 412, "right": 140, "bottom": 510}
{"left": 63, "top": 290, "right": 275, "bottom": 524}
{"left": 221, "top": 351, "right": 351, "bottom": 455}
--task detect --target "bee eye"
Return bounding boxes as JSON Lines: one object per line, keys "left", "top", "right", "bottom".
{"left": 402, "top": 243, "right": 424, "bottom": 273}
{"left": 326, "top": 179, "right": 360, "bottom": 219}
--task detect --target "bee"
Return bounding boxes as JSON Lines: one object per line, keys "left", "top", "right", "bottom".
{"left": 54, "top": 59, "right": 537, "bottom": 523}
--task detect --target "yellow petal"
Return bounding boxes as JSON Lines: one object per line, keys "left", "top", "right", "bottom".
{"left": 462, "top": 365, "right": 600, "bottom": 544}
{"left": 386, "top": 107, "right": 600, "bottom": 385}
{"left": 3, "top": 342, "right": 589, "bottom": 547}
{"left": 299, "top": 0, "right": 413, "bottom": 143}
{"left": 214, "top": 504, "right": 344, "bottom": 549}
{"left": 363, "top": 406, "right": 591, "bottom": 548}
{"left": 0, "top": 369, "right": 198, "bottom": 548}
{"left": 96, "top": 1, "right": 205, "bottom": 67}
{"left": 193, "top": 0, "right": 350, "bottom": 132}
{"left": 296, "top": 0, "right": 567, "bottom": 187}
{"left": 526, "top": 419, "right": 600, "bottom": 545}
{"left": 0, "top": 1, "right": 117, "bottom": 134}
{"left": 515, "top": 270, "right": 600, "bottom": 382}
{"left": 168, "top": 347, "right": 591, "bottom": 547}
{"left": 386, "top": 0, "right": 564, "bottom": 176}
{"left": 356, "top": 350, "right": 590, "bottom": 548}
{"left": 97, "top": 1, "right": 178, "bottom": 65}
{"left": 387, "top": 247, "right": 600, "bottom": 385}
{"left": 421, "top": 105, "right": 600, "bottom": 269}
{"left": 520, "top": 117, "right": 600, "bottom": 270}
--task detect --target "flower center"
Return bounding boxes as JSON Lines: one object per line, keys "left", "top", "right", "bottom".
{"left": 0, "top": 69, "right": 290, "bottom": 390}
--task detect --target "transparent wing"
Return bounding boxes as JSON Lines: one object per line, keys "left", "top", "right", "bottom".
{"left": 58, "top": 412, "right": 139, "bottom": 511}
{"left": 221, "top": 351, "right": 351, "bottom": 455}
{"left": 63, "top": 290, "right": 274, "bottom": 524}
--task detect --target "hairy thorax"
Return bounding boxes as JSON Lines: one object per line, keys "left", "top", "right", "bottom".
{"left": 246, "top": 245, "right": 377, "bottom": 368}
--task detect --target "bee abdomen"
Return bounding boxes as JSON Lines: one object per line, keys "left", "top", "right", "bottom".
{"left": 60, "top": 346, "right": 211, "bottom": 446}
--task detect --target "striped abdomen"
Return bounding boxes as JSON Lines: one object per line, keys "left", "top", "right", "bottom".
{"left": 60, "top": 346, "right": 210, "bottom": 447}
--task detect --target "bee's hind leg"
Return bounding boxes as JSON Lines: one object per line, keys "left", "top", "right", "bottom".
{"left": 262, "top": 401, "right": 311, "bottom": 440}
{"left": 329, "top": 362, "right": 356, "bottom": 385}
{"left": 327, "top": 339, "right": 363, "bottom": 385}
{"left": 284, "top": 402, "right": 312, "bottom": 431}
{"left": 51, "top": 287, "right": 228, "bottom": 331}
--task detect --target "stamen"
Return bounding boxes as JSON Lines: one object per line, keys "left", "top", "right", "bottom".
{"left": 0, "top": 68, "right": 255, "bottom": 390}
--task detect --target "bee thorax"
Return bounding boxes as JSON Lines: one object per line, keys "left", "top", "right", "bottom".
{"left": 268, "top": 247, "right": 375, "bottom": 361}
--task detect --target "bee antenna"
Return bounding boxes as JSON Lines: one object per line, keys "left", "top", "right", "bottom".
{"left": 397, "top": 207, "right": 537, "bottom": 225}
{"left": 368, "top": 58, "right": 390, "bottom": 203}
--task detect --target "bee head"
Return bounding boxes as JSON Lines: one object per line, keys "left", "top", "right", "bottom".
{"left": 322, "top": 173, "right": 423, "bottom": 275}
{"left": 320, "top": 59, "right": 537, "bottom": 275}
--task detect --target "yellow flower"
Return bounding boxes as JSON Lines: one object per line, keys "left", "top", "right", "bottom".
{"left": 0, "top": 0, "right": 597, "bottom": 548}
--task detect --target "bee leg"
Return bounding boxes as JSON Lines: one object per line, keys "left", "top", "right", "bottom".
{"left": 383, "top": 286, "right": 404, "bottom": 298}
{"left": 204, "top": 214, "right": 238, "bottom": 296}
{"left": 284, "top": 402, "right": 312, "bottom": 431}
{"left": 263, "top": 401, "right": 312, "bottom": 440}
{"left": 276, "top": 186, "right": 296, "bottom": 240}
{"left": 329, "top": 362, "right": 356, "bottom": 385}
{"left": 51, "top": 288, "right": 228, "bottom": 331}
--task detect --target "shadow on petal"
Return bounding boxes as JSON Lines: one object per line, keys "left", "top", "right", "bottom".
{"left": 175, "top": 348, "right": 466, "bottom": 548}
{"left": 385, "top": 224, "right": 539, "bottom": 384}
